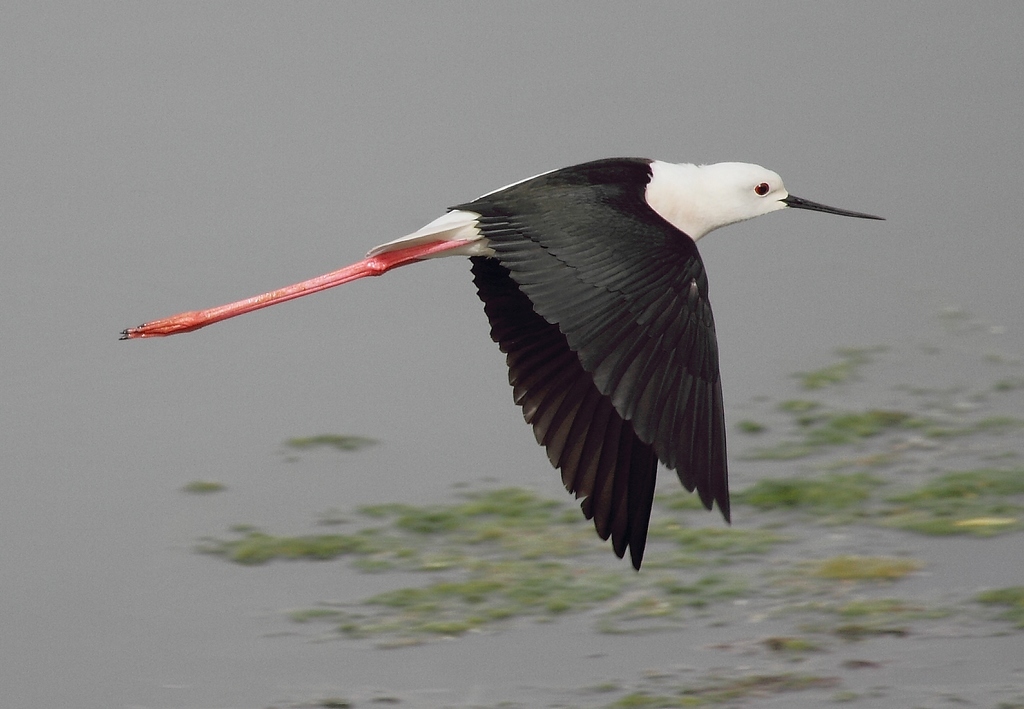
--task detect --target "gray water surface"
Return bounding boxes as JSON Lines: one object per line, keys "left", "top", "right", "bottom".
{"left": 2, "top": 4, "right": 1022, "bottom": 707}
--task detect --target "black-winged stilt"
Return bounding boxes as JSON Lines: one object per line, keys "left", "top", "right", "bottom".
{"left": 123, "top": 158, "right": 883, "bottom": 568}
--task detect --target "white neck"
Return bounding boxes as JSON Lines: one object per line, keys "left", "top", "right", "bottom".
{"left": 645, "top": 160, "right": 783, "bottom": 240}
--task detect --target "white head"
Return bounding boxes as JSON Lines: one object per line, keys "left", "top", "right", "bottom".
{"left": 646, "top": 160, "right": 882, "bottom": 241}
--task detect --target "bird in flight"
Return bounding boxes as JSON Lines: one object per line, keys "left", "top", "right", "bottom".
{"left": 123, "top": 158, "right": 883, "bottom": 568}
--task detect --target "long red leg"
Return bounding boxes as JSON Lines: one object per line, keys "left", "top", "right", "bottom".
{"left": 120, "top": 239, "right": 474, "bottom": 339}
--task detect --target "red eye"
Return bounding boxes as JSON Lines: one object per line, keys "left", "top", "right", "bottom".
{"left": 754, "top": 182, "right": 770, "bottom": 196}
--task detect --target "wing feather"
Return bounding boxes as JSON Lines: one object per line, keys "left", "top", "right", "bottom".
{"left": 471, "top": 257, "right": 659, "bottom": 565}
{"left": 463, "top": 158, "right": 729, "bottom": 568}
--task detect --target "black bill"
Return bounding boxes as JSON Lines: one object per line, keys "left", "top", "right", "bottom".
{"left": 783, "top": 195, "right": 884, "bottom": 220}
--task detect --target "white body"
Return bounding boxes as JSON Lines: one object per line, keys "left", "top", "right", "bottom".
{"left": 366, "top": 160, "right": 792, "bottom": 258}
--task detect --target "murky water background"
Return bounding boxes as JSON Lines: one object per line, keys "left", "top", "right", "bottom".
{"left": 2, "top": 5, "right": 1022, "bottom": 708}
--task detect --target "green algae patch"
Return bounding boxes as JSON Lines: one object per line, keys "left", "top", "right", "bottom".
{"left": 994, "top": 377, "right": 1024, "bottom": 392}
{"left": 762, "top": 636, "right": 823, "bottom": 654}
{"left": 201, "top": 486, "right": 785, "bottom": 644}
{"left": 736, "top": 420, "right": 766, "bottom": 434}
{"left": 833, "top": 623, "right": 909, "bottom": 641}
{"left": 781, "top": 596, "right": 950, "bottom": 644}
{"left": 597, "top": 574, "right": 748, "bottom": 634}
{"left": 200, "top": 528, "right": 403, "bottom": 565}
{"left": 730, "top": 466, "right": 1024, "bottom": 537}
{"left": 829, "top": 599, "right": 951, "bottom": 640}
{"left": 316, "top": 699, "right": 353, "bottom": 708}
{"left": 735, "top": 473, "right": 882, "bottom": 515}
{"left": 796, "top": 347, "right": 882, "bottom": 390}
{"left": 879, "top": 468, "right": 1024, "bottom": 536}
{"left": 803, "top": 410, "right": 917, "bottom": 446}
{"left": 923, "top": 416, "right": 1024, "bottom": 438}
{"left": 741, "top": 344, "right": 1023, "bottom": 462}
{"left": 811, "top": 556, "right": 921, "bottom": 581}
{"left": 893, "top": 468, "right": 1024, "bottom": 499}
{"left": 654, "top": 571, "right": 749, "bottom": 607}
{"left": 358, "top": 487, "right": 595, "bottom": 563}
{"left": 360, "top": 504, "right": 465, "bottom": 535}
{"left": 203, "top": 488, "right": 633, "bottom": 641}
{"left": 284, "top": 434, "right": 377, "bottom": 452}
{"left": 880, "top": 508, "right": 1022, "bottom": 537}
{"left": 202, "top": 488, "right": 602, "bottom": 572}
{"left": 608, "top": 673, "right": 840, "bottom": 707}
{"left": 976, "top": 586, "right": 1024, "bottom": 628}
{"left": 645, "top": 521, "right": 786, "bottom": 562}
{"left": 182, "top": 480, "right": 226, "bottom": 493}
{"left": 778, "top": 399, "right": 821, "bottom": 413}
{"left": 747, "top": 408, "right": 920, "bottom": 460}
{"left": 747, "top": 345, "right": 1024, "bottom": 467}
{"left": 836, "top": 598, "right": 948, "bottom": 619}
{"left": 356, "top": 560, "right": 626, "bottom": 637}
{"left": 361, "top": 486, "right": 571, "bottom": 537}
{"left": 291, "top": 559, "right": 628, "bottom": 642}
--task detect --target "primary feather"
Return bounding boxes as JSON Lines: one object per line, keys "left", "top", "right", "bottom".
{"left": 458, "top": 158, "right": 729, "bottom": 568}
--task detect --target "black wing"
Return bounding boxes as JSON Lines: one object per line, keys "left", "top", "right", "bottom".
{"left": 459, "top": 158, "right": 729, "bottom": 568}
